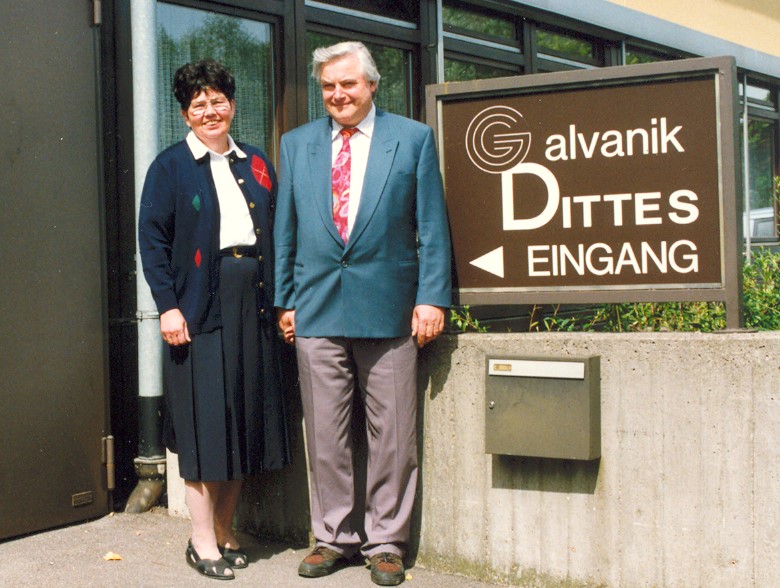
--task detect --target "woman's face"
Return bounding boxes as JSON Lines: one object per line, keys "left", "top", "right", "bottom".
{"left": 181, "top": 88, "right": 235, "bottom": 152}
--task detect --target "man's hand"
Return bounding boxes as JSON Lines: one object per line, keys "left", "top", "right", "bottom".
{"left": 411, "top": 304, "right": 445, "bottom": 347}
{"left": 160, "top": 308, "right": 191, "bottom": 346}
{"left": 277, "top": 308, "right": 296, "bottom": 344}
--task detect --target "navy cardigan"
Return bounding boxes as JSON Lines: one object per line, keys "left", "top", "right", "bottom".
{"left": 138, "top": 139, "right": 277, "bottom": 334}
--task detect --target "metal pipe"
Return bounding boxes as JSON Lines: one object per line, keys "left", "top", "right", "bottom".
{"left": 126, "top": 0, "right": 166, "bottom": 514}
{"left": 435, "top": 0, "right": 444, "bottom": 84}
{"left": 743, "top": 75, "right": 751, "bottom": 262}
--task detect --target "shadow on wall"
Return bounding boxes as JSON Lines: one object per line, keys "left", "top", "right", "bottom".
{"left": 237, "top": 342, "right": 311, "bottom": 546}
{"left": 492, "top": 455, "right": 600, "bottom": 495}
{"left": 408, "top": 336, "right": 455, "bottom": 564}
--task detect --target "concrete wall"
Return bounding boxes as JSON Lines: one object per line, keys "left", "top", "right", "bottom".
{"left": 167, "top": 331, "right": 780, "bottom": 587}
{"left": 415, "top": 332, "right": 780, "bottom": 587}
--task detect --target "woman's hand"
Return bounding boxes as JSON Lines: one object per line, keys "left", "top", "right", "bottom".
{"left": 160, "top": 308, "right": 191, "bottom": 346}
{"left": 276, "top": 308, "right": 296, "bottom": 344}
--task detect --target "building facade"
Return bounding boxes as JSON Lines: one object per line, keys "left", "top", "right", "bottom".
{"left": 100, "top": 0, "right": 780, "bottom": 502}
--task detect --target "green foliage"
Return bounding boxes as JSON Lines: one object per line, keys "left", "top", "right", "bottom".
{"left": 743, "top": 247, "right": 780, "bottom": 330}
{"left": 535, "top": 29, "right": 594, "bottom": 60}
{"left": 566, "top": 301, "right": 726, "bottom": 333}
{"left": 442, "top": 5, "right": 515, "bottom": 39}
{"left": 449, "top": 305, "right": 488, "bottom": 333}
{"left": 444, "top": 59, "right": 512, "bottom": 83}
{"left": 528, "top": 304, "right": 579, "bottom": 332}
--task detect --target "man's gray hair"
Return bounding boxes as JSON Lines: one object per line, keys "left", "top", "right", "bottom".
{"left": 311, "top": 41, "right": 381, "bottom": 85}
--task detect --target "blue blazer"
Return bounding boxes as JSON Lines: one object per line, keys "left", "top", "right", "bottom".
{"left": 274, "top": 109, "right": 452, "bottom": 338}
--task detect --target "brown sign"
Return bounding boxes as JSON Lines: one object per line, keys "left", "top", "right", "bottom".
{"left": 428, "top": 57, "right": 741, "bottom": 325}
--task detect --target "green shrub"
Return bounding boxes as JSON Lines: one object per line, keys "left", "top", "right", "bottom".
{"left": 743, "top": 247, "right": 780, "bottom": 330}
{"left": 449, "top": 304, "right": 488, "bottom": 333}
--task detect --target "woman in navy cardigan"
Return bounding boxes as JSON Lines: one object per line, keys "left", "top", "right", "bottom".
{"left": 138, "top": 59, "right": 289, "bottom": 580}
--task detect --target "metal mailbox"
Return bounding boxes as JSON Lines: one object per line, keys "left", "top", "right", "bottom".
{"left": 485, "top": 355, "right": 601, "bottom": 460}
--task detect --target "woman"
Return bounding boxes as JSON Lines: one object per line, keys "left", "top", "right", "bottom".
{"left": 139, "top": 59, "right": 290, "bottom": 580}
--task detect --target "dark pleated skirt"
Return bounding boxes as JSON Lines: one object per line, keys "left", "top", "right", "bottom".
{"left": 162, "top": 256, "right": 291, "bottom": 481}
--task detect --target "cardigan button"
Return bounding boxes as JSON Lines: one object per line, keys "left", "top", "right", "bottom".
{"left": 257, "top": 255, "right": 264, "bottom": 262}
{"left": 238, "top": 178, "right": 245, "bottom": 185}
{"left": 258, "top": 282, "right": 265, "bottom": 289}
{"left": 249, "top": 202, "right": 255, "bottom": 208}
{"left": 255, "top": 228, "right": 261, "bottom": 235}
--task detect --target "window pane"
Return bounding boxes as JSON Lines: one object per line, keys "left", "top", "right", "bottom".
{"left": 157, "top": 3, "right": 275, "bottom": 154}
{"left": 747, "top": 119, "right": 776, "bottom": 211}
{"left": 442, "top": 4, "right": 515, "bottom": 41}
{"left": 625, "top": 45, "right": 678, "bottom": 65}
{"left": 313, "top": 0, "right": 417, "bottom": 23}
{"left": 625, "top": 49, "right": 661, "bottom": 65}
{"left": 746, "top": 85, "right": 772, "bottom": 104}
{"left": 306, "top": 32, "right": 411, "bottom": 121}
{"left": 536, "top": 28, "right": 596, "bottom": 61}
{"left": 740, "top": 81, "right": 777, "bottom": 111}
{"left": 444, "top": 58, "right": 515, "bottom": 82}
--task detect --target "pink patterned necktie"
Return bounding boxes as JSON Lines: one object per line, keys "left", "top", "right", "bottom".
{"left": 332, "top": 127, "right": 359, "bottom": 242}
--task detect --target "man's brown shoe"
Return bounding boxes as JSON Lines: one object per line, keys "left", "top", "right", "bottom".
{"left": 298, "top": 546, "right": 347, "bottom": 578}
{"left": 368, "top": 552, "right": 405, "bottom": 586}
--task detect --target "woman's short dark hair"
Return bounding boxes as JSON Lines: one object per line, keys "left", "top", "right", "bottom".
{"left": 173, "top": 59, "right": 236, "bottom": 110}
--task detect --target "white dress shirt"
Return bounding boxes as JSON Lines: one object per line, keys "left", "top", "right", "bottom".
{"left": 331, "top": 104, "right": 375, "bottom": 238}
{"left": 186, "top": 131, "right": 256, "bottom": 248}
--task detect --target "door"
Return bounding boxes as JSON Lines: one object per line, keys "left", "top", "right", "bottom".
{"left": 0, "top": 0, "right": 110, "bottom": 539}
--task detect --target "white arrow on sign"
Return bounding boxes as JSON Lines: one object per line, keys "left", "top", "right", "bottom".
{"left": 469, "top": 246, "right": 504, "bottom": 278}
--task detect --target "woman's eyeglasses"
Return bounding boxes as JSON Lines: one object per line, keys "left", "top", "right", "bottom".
{"left": 189, "top": 99, "right": 231, "bottom": 116}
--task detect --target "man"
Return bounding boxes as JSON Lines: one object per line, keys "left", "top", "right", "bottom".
{"left": 274, "top": 41, "right": 451, "bottom": 586}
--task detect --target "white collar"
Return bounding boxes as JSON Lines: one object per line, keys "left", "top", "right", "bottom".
{"left": 186, "top": 131, "right": 246, "bottom": 160}
{"left": 331, "top": 103, "right": 376, "bottom": 141}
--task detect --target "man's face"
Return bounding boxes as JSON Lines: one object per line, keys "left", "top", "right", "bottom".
{"left": 320, "top": 53, "right": 376, "bottom": 128}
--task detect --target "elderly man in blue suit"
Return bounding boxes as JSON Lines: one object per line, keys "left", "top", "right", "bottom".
{"left": 274, "top": 41, "right": 451, "bottom": 586}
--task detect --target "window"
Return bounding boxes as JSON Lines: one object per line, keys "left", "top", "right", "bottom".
{"left": 535, "top": 25, "right": 603, "bottom": 70}
{"left": 305, "top": 30, "right": 412, "bottom": 121}
{"left": 740, "top": 79, "right": 779, "bottom": 241}
{"left": 444, "top": 57, "right": 516, "bottom": 82}
{"left": 748, "top": 120, "right": 776, "bottom": 210}
{"left": 740, "top": 80, "right": 777, "bottom": 112}
{"left": 311, "top": 0, "right": 418, "bottom": 24}
{"left": 441, "top": 1, "right": 522, "bottom": 83}
{"left": 442, "top": 3, "right": 517, "bottom": 45}
{"left": 625, "top": 45, "right": 680, "bottom": 65}
{"left": 156, "top": 3, "right": 275, "bottom": 155}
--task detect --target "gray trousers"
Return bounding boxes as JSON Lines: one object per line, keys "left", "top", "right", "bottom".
{"left": 295, "top": 336, "right": 418, "bottom": 558}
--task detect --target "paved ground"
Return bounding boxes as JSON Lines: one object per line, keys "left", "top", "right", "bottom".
{"left": 0, "top": 508, "right": 505, "bottom": 587}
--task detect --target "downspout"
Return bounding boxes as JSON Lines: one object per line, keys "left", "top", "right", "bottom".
{"left": 436, "top": 0, "right": 444, "bottom": 84}
{"left": 125, "top": 0, "right": 165, "bottom": 513}
{"left": 743, "top": 76, "right": 752, "bottom": 262}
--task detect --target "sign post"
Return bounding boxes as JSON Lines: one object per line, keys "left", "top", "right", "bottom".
{"left": 427, "top": 56, "right": 742, "bottom": 329}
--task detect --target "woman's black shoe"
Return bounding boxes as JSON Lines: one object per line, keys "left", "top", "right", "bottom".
{"left": 186, "top": 540, "right": 235, "bottom": 580}
{"left": 219, "top": 545, "right": 248, "bottom": 569}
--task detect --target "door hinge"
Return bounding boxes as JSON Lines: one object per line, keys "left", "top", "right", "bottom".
{"left": 102, "top": 435, "right": 115, "bottom": 491}
{"left": 92, "top": 0, "right": 102, "bottom": 26}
